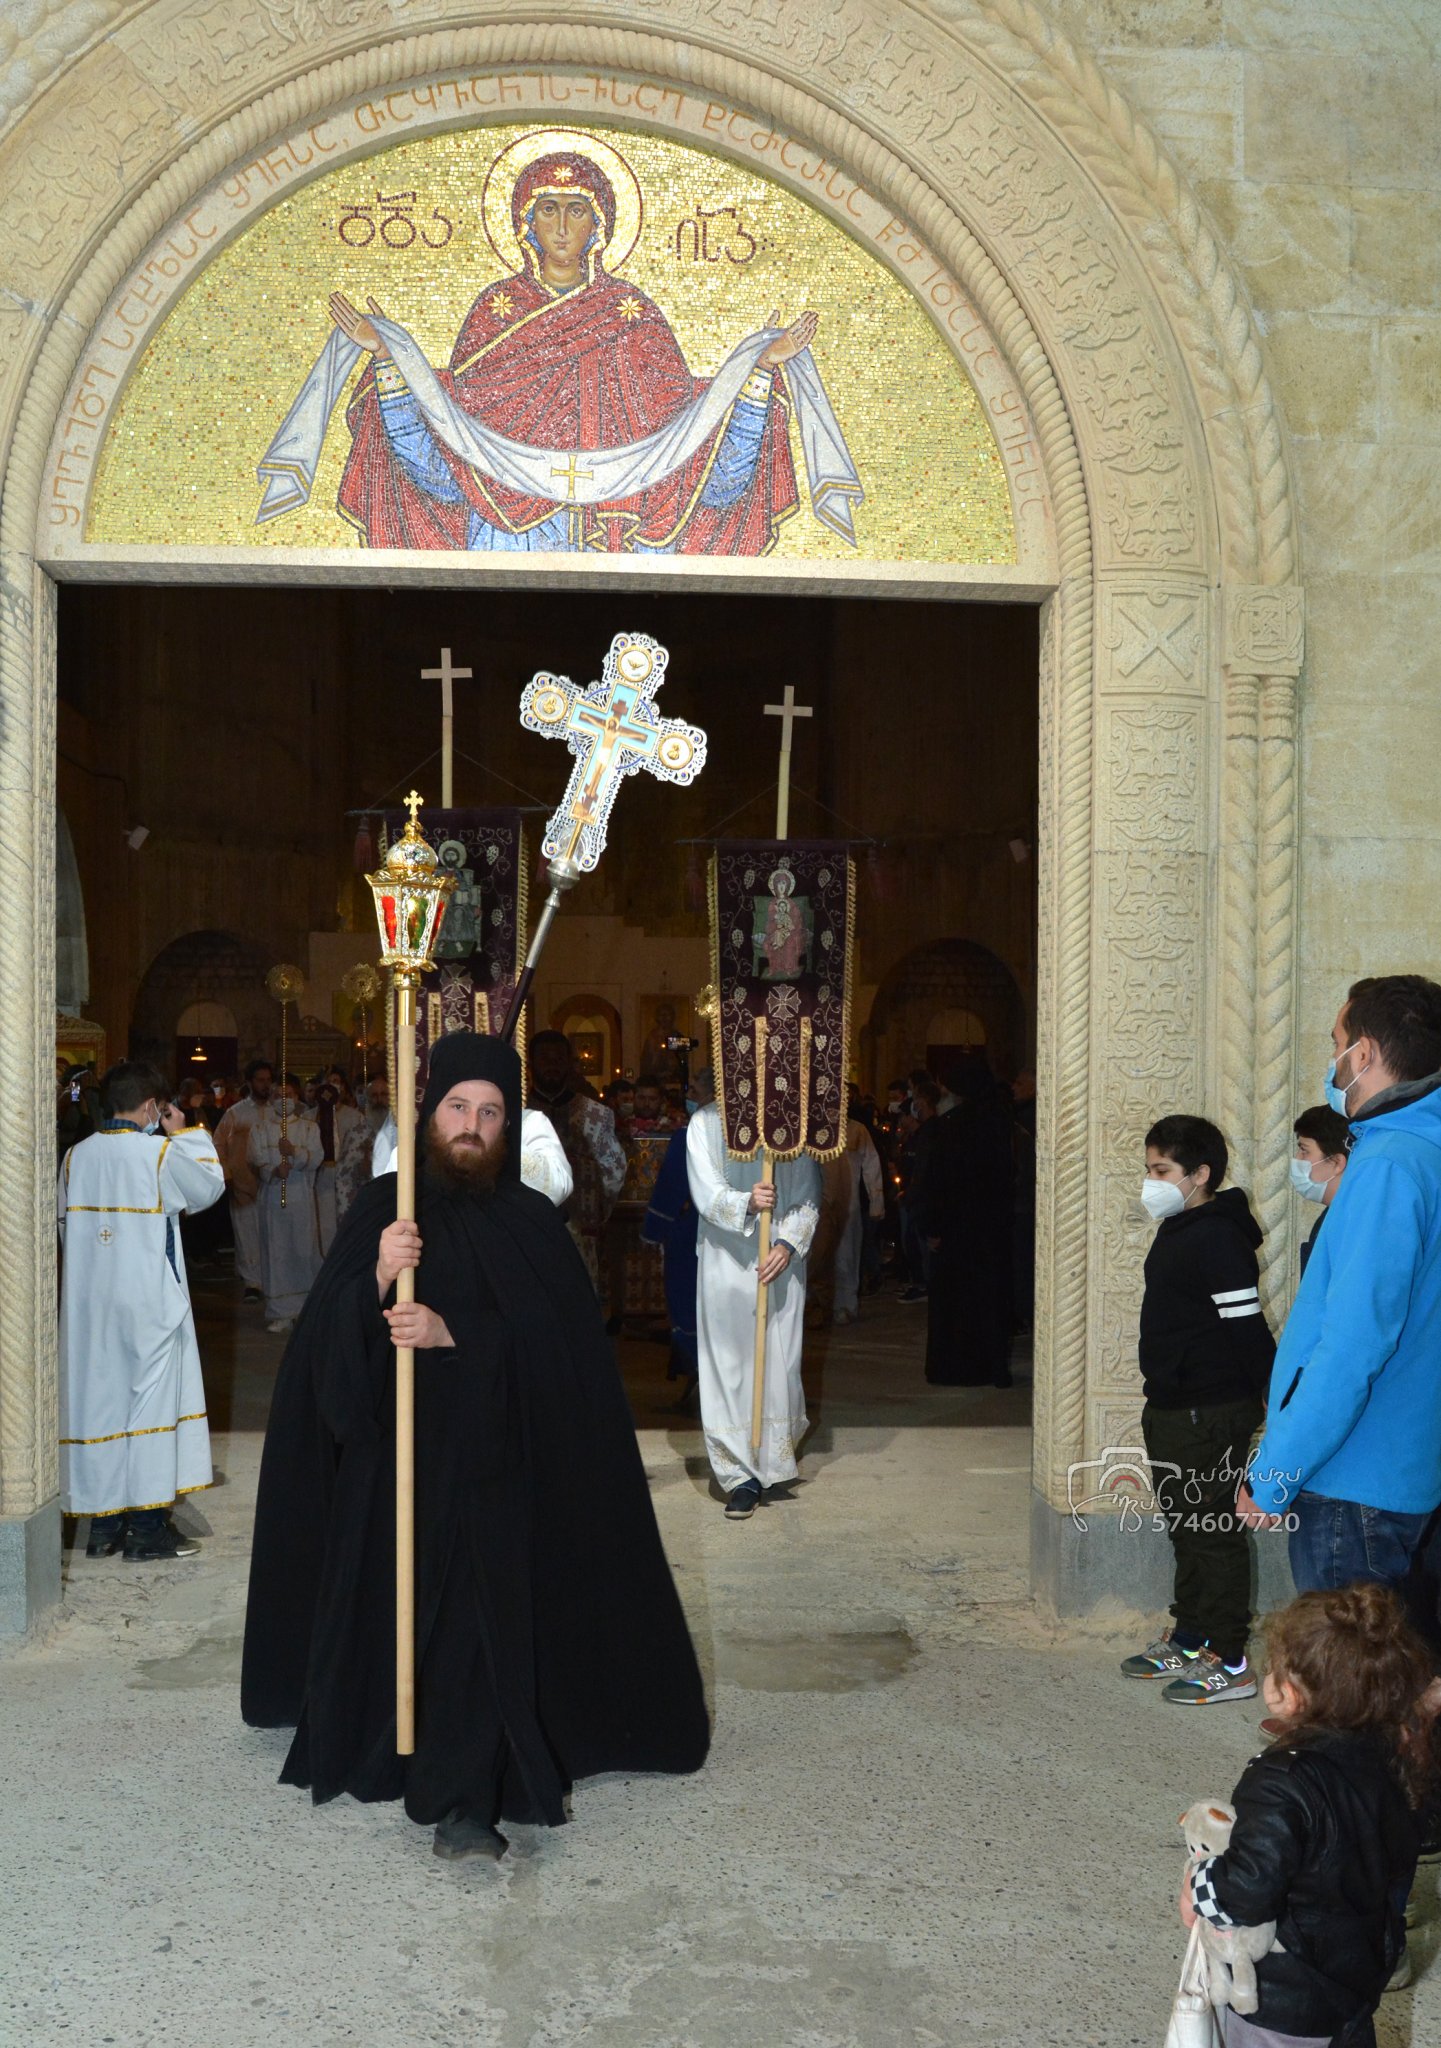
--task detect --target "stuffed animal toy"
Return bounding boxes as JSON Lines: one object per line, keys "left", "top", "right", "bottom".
{"left": 1179, "top": 1800, "right": 1280, "bottom": 2016}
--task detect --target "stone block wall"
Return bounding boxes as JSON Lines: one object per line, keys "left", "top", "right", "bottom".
{"left": 1054, "top": 0, "right": 1441, "bottom": 1101}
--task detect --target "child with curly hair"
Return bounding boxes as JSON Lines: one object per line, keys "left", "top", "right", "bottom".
{"left": 1181, "top": 1582, "right": 1438, "bottom": 2046}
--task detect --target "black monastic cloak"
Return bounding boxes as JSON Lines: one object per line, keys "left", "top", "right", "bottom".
{"left": 240, "top": 1033, "right": 710, "bottom": 1827}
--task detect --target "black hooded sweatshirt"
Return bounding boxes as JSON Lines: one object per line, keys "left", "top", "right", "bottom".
{"left": 1138, "top": 1186, "right": 1276, "bottom": 1408}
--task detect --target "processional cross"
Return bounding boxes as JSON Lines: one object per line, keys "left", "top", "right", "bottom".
{"left": 420, "top": 646, "right": 473, "bottom": 808}
{"left": 521, "top": 634, "right": 707, "bottom": 873}
{"left": 505, "top": 633, "right": 708, "bottom": 1041}
{"left": 763, "top": 683, "right": 813, "bottom": 839}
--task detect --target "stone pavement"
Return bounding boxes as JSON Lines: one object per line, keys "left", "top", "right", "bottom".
{"left": 6, "top": 1281, "right": 1437, "bottom": 2046}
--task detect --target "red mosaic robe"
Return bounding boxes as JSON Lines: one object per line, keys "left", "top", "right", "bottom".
{"left": 336, "top": 268, "right": 799, "bottom": 555}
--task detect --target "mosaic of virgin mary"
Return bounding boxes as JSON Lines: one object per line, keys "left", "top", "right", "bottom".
{"left": 315, "top": 132, "right": 847, "bottom": 556}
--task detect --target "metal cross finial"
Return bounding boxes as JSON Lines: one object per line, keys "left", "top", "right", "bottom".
{"left": 405, "top": 790, "right": 424, "bottom": 830}
{"left": 520, "top": 634, "right": 708, "bottom": 877}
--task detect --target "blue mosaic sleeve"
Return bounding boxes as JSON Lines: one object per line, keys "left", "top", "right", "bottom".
{"left": 377, "top": 387, "right": 466, "bottom": 505}
{"left": 699, "top": 395, "right": 769, "bottom": 509}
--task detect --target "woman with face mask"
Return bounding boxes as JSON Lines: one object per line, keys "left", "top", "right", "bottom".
{"left": 1289, "top": 1104, "right": 1350, "bottom": 1280}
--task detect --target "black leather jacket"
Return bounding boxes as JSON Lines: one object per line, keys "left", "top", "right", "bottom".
{"left": 1206, "top": 1731, "right": 1418, "bottom": 2038}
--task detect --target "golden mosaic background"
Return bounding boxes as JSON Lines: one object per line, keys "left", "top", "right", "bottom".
{"left": 87, "top": 123, "right": 1015, "bottom": 564}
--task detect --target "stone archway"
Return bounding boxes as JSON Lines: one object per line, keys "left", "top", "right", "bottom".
{"left": 129, "top": 931, "right": 276, "bottom": 1072}
{"left": 0, "top": 0, "right": 1303, "bottom": 1633}
{"left": 866, "top": 939, "right": 1026, "bottom": 1088}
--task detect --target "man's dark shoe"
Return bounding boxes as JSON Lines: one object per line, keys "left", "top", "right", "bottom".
{"left": 432, "top": 1811, "right": 508, "bottom": 1862}
{"left": 724, "top": 1481, "right": 762, "bottom": 1520}
{"left": 123, "top": 1521, "right": 200, "bottom": 1562}
{"left": 86, "top": 1524, "right": 126, "bottom": 1558}
{"left": 242, "top": 1286, "right": 262, "bottom": 1303}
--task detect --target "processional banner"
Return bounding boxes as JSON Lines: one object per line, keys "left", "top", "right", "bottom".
{"left": 379, "top": 807, "right": 528, "bottom": 1086}
{"left": 708, "top": 841, "right": 854, "bottom": 1163}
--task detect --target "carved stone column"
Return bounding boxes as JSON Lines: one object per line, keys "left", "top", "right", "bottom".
{"left": 0, "top": 557, "right": 60, "bottom": 1635}
{"left": 1227, "top": 587, "right": 1305, "bottom": 1318}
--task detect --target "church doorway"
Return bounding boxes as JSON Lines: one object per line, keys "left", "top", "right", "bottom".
{"left": 56, "top": 575, "right": 1041, "bottom": 1426}
{"left": 58, "top": 582, "right": 1040, "bottom": 1112}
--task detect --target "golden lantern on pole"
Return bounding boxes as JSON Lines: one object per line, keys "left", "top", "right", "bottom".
{"left": 364, "top": 791, "right": 455, "bottom": 1757}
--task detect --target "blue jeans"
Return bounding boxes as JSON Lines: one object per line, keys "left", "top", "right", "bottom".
{"left": 1287, "top": 1490, "right": 1432, "bottom": 1594}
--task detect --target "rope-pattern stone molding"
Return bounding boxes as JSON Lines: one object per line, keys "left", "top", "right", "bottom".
{"left": 0, "top": 1, "right": 1301, "bottom": 1535}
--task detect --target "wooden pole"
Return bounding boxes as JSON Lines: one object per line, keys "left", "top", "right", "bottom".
{"left": 750, "top": 1137, "right": 771, "bottom": 1456}
{"left": 394, "top": 976, "right": 418, "bottom": 1755}
{"left": 749, "top": 1007, "right": 773, "bottom": 1458}
{"left": 751, "top": 684, "right": 813, "bottom": 1445}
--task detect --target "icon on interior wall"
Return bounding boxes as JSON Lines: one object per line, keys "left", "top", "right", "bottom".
{"left": 637, "top": 994, "right": 693, "bottom": 1082}
{"left": 258, "top": 127, "right": 862, "bottom": 555}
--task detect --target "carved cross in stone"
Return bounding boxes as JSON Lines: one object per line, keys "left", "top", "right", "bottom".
{"left": 520, "top": 633, "right": 708, "bottom": 874}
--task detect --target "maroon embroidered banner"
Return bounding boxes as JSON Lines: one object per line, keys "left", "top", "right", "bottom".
{"left": 380, "top": 807, "right": 527, "bottom": 1089}
{"left": 708, "top": 841, "right": 854, "bottom": 1162}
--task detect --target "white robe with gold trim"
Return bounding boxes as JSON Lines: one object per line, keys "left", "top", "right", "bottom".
{"left": 58, "top": 1125, "right": 224, "bottom": 1516}
{"left": 686, "top": 1103, "right": 820, "bottom": 1492}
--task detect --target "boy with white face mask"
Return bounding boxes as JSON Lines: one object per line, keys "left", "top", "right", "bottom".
{"left": 1290, "top": 1103, "right": 1349, "bottom": 1280}
{"left": 1121, "top": 1114, "right": 1276, "bottom": 1704}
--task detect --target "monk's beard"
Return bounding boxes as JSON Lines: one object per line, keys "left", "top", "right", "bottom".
{"left": 424, "top": 1122, "right": 507, "bottom": 1197}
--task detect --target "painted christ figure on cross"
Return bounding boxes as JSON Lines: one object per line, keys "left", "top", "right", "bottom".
{"left": 520, "top": 634, "right": 707, "bottom": 874}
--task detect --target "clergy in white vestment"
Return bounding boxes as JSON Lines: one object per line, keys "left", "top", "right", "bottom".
{"left": 213, "top": 1057, "right": 275, "bottom": 1299}
{"left": 308, "top": 1082, "right": 363, "bottom": 1254}
{"left": 371, "top": 1103, "right": 574, "bottom": 1207}
{"left": 686, "top": 1101, "right": 821, "bottom": 1515}
{"left": 249, "top": 1076, "right": 323, "bottom": 1332}
{"left": 59, "top": 1060, "right": 224, "bottom": 1562}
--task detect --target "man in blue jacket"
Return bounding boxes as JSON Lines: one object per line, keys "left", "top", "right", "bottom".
{"left": 1239, "top": 974, "right": 1441, "bottom": 1592}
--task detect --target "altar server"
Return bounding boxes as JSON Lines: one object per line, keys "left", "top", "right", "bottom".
{"left": 59, "top": 1060, "right": 224, "bottom": 1562}
{"left": 686, "top": 1100, "right": 820, "bottom": 1518}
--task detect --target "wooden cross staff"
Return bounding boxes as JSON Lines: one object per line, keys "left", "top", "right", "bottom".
{"left": 421, "top": 646, "right": 473, "bottom": 809}
{"left": 750, "top": 683, "right": 813, "bottom": 1454}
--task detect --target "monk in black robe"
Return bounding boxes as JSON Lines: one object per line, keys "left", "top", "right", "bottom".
{"left": 912, "top": 1058, "right": 1016, "bottom": 1388}
{"left": 241, "top": 1032, "right": 710, "bottom": 1859}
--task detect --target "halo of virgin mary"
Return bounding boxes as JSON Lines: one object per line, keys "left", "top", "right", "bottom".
{"left": 337, "top": 149, "right": 801, "bottom": 555}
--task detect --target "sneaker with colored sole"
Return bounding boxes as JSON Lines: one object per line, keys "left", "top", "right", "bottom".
{"left": 1120, "top": 1632, "right": 1205, "bottom": 1680}
{"left": 1162, "top": 1650, "right": 1257, "bottom": 1704}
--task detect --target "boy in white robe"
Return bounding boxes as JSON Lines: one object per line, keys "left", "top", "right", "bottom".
{"left": 686, "top": 1101, "right": 820, "bottom": 1518}
{"left": 59, "top": 1059, "right": 225, "bottom": 1561}
{"left": 250, "top": 1075, "right": 323, "bottom": 1332}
